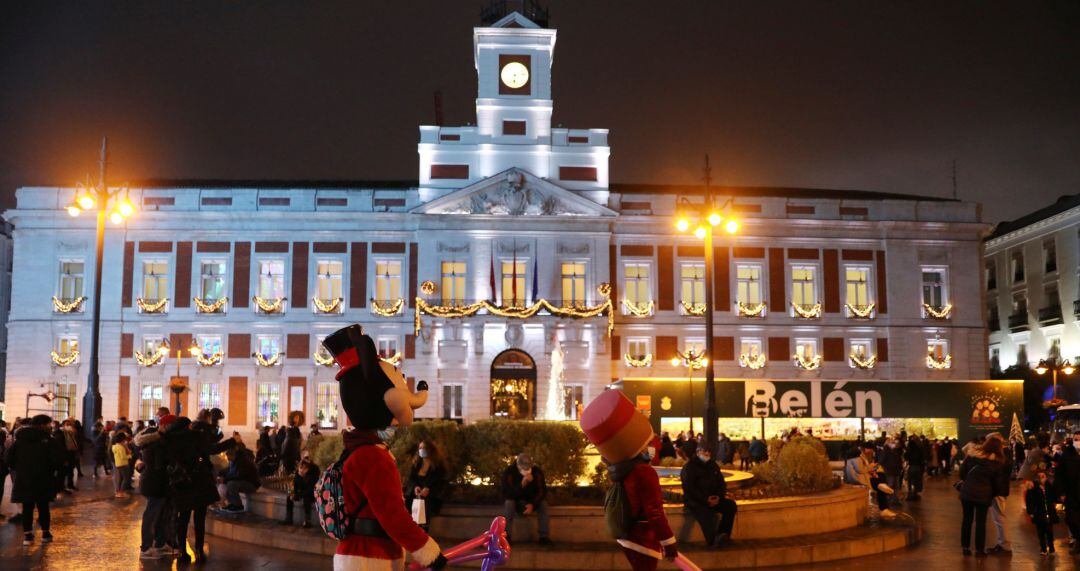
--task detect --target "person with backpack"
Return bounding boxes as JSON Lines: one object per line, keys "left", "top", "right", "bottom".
{"left": 581, "top": 390, "right": 678, "bottom": 571}
{"left": 135, "top": 414, "right": 176, "bottom": 559}
{"left": 680, "top": 441, "right": 737, "bottom": 547}
{"left": 165, "top": 416, "right": 237, "bottom": 564}
{"left": 958, "top": 436, "right": 1008, "bottom": 557}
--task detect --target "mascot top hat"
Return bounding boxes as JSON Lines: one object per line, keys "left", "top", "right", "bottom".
{"left": 580, "top": 389, "right": 654, "bottom": 464}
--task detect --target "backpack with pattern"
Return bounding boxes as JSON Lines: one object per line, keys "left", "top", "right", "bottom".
{"left": 314, "top": 449, "right": 357, "bottom": 541}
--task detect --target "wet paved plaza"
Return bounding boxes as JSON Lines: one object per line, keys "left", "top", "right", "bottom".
{"left": 1, "top": 468, "right": 1079, "bottom": 570}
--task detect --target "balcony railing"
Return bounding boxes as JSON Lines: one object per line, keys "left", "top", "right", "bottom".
{"left": 1038, "top": 305, "right": 1064, "bottom": 326}
{"left": 1008, "top": 312, "right": 1029, "bottom": 332}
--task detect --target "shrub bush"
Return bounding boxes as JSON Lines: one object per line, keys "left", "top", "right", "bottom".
{"left": 463, "top": 420, "right": 589, "bottom": 486}
{"left": 309, "top": 433, "right": 344, "bottom": 471}
{"left": 752, "top": 436, "right": 835, "bottom": 493}
{"left": 388, "top": 420, "right": 468, "bottom": 483}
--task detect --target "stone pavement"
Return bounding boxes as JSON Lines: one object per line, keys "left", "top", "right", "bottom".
{"left": 0, "top": 467, "right": 1077, "bottom": 570}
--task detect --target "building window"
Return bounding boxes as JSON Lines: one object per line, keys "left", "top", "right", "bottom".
{"left": 927, "top": 338, "right": 951, "bottom": 368}
{"left": 795, "top": 338, "right": 819, "bottom": 360}
{"left": 198, "top": 383, "right": 222, "bottom": 411}
{"left": 256, "top": 335, "right": 282, "bottom": 360}
{"left": 1011, "top": 251, "right": 1025, "bottom": 283}
{"left": 735, "top": 264, "right": 763, "bottom": 305}
{"left": 1017, "top": 342, "right": 1029, "bottom": 366}
{"left": 140, "top": 383, "right": 164, "bottom": 421}
{"left": 377, "top": 337, "right": 399, "bottom": 360}
{"left": 561, "top": 262, "right": 587, "bottom": 307}
{"left": 1013, "top": 292, "right": 1028, "bottom": 317}
{"left": 849, "top": 339, "right": 873, "bottom": 368}
{"left": 315, "top": 383, "right": 339, "bottom": 428}
{"left": 1048, "top": 336, "right": 1063, "bottom": 363}
{"left": 623, "top": 263, "right": 651, "bottom": 306}
{"left": 441, "top": 261, "right": 467, "bottom": 304}
{"left": 844, "top": 266, "right": 873, "bottom": 308}
{"left": 143, "top": 335, "right": 168, "bottom": 357}
{"left": 564, "top": 384, "right": 585, "bottom": 420}
{"left": 58, "top": 260, "right": 85, "bottom": 302}
{"left": 195, "top": 334, "right": 223, "bottom": 359}
{"left": 985, "top": 261, "right": 997, "bottom": 291}
{"left": 315, "top": 260, "right": 344, "bottom": 305}
{"left": 442, "top": 384, "right": 464, "bottom": 419}
{"left": 142, "top": 260, "right": 170, "bottom": 302}
{"left": 1044, "top": 239, "right": 1057, "bottom": 274}
{"left": 199, "top": 260, "right": 227, "bottom": 304}
{"left": 1044, "top": 282, "right": 1060, "bottom": 310}
{"left": 627, "top": 338, "right": 650, "bottom": 360}
{"left": 684, "top": 338, "right": 706, "bottom": 358}
{"left": 739, "top": 338, "right": 763, "bottom": 368}
{"left": 987, "top": 302, "right": 1000, "bottom": 331}
{"left": 501, "top": 260, "right": 527, "bottom": 306}
{"left": 791, "top": 266, "right": 818, "bottom": 307}
{"left": 57, "top": 335, "right": 80, "bottom": 363}
{"left": 374, "top": 259, "right": 402, "bottom": 303}
{"left": 681, "top": 264, "right": 706, "bottom": 307}
{"left": 990, "top": 346, "right": 1001, "bottom": 372}
{"left": 258, "top": 260, "right": 286, "bottom": 299}
{"left": 257, "top": 383, "right": 281, "bottom": 426}
{"left": 52, "top": 379, "right": 77, "bottom": 419}
{"left": 921, "top": 268, "right": 948, "bottom": 309}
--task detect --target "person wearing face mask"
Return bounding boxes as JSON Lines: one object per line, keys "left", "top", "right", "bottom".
{"left": 877, "top": 438, "right": 903, "bottom": 508}
{"left": 679, "top": 441, "right": 738, "bottom": 548}
{"left": 501, "top": 453, "right": 553, "bottom": 546}
{"left": 1054, "top": 430, "right": 1080, "bottom": 554}
{"left": 404, "top": 440, "right": 448, "bottom": 532}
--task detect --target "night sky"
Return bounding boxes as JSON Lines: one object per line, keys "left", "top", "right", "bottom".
{"left": 2, "top": 1, "right": 1078, "bottom": 224}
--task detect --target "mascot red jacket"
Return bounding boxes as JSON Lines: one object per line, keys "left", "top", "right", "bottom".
{"left": 581, "top": 390, "right": 677, "bottom": 571}
{"left": 323, "top": 324, "right": 446, "bottom": 571}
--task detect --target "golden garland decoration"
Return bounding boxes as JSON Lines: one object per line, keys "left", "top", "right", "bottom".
{"left": 252, "top": 352, "right": 282, "bottom": 367}
{"left": 793, "top": 353, "right": 823, "bottom": 370}
{"left": 312, "top": 297, "right": 343, "bottom": 314}
{"left": 736, "top": 301, "right": 766, "bottom": 317}
{"left": 193, "top": 297, "right": 228, "bottom": 313}
{"left": 420, "top": 280, "right": 437, "bottom": 295}
{"left": 850, "top": 352, "right": 877, "bottom": 370}
{"left": 371, "top": 298, "right": 404, "bottom": 317}
{"left": 50, "top": 350, "right": 79, "bottom": 367}
{"left": 926, "top": 352, "right": 952, "bottom": 370}
{"left": 313, "top": 351, "right": 336, "bottom": 367}
{"left": 380, "top": 352, "right": 403, "bottom": 366}
{"left": 136, "top": 297, "right": 170, "bottom": 313}
{"left": 845, "top": 303, "right": 876, "bottom": 319}
{"left": 413, "top": 297, "right": 615, "bottom": 337}
{"left": 923, "top": 303, "right": 953, "bottom": 319}
{"left": 253, "top": 296, "right": 287, "bottom": 313}
{"left": 597, "top": 282, "right": 612, "bottom": 297}
{"left": 52, "top": 296, "right": 86, "bottom": 313}
{"left": 622, "top": 299, "right": 654, "bottom": 317}
{"left": 134, "top": 349, "right": 167, "bottom": 367}
{"left": 624, "top": 353, "right": 653, "bottom": 368}
{"left": 792, "top": 302, "right": 822, "bottom": 319}
{"left": 194, "top": 351, "right": 223, "bottom": 366}
{"left": 681, "top": 301, "right": 708, "bottom": 316}
{"left": 739, "top": 353, "right": 767, "bottom": 370}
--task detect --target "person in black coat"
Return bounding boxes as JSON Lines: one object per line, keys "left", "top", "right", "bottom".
{"left": 501, "top": 453, "right": 551, "bottom": 545}
{"left": 679, "top": 441, "right": 738, "bottom": 547}
{"left": 4, "top": 415, "right": 63, "bottom": 545}
{"left": 958, "top": 437, "right": 1008, "bottom": 556}
{"left": 134, "top": 415, "right": 178, "bottom": 556}
{"left": 219, "top": 444, "right": 261, "bottom": 512}
{"left": 165, "top": 417, "right": 236, "bottom": 564}
{"left": 91, "top": 422, "right": 111, "bottom": 478}
{"left": 280, "top": 412, "right": 303, "bottom": 475}
{"left": 282, "top": 458, "right": 320, "bottom": 528}
{"left": 904, "top": 438, "right": 926, "bottom": 500}
{"left": 1054, "top": 430, "right": 1080, "bottom": 554}
{"left": 403, "top": 440, "right": 449, "bottom": 532}
{"left": 1026, "top": 470, "right": 1058, "bottom": 555}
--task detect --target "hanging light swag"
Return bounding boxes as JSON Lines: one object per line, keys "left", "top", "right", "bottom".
{"left": 313, "top": 351, "right": 336, "bottom": 367}
{"left": 624, "top": 353, "right": 653, "bottom": 368}
{"left": 189, "top": 344, "right": 223, "bottom": 366}
{"left": 794, "top": 353, "right": 823, "bottom": 370}
{"left": 252, "top": 352, "right": 282, "bottom": 367}
{"left": 850, "top": 352, "right": 877, "bottom": 369}
{"left": 923, "top": 303, "right": 953, "bottom": 319}
{"left": 414, "top": 297, "right": 615, "bottom": 337}
{"left": 380, "top": 352, "right": 403, "bottom": 366}
{"left": 50, "top": 350, "right": 79, "bottom": 367}
{"left": 371, "top": 298, "right": 404, "bottom": 317}
{"left": 52, "top": 296, "right": 86, "bottom": 313}
{"left": 135, "top": 348, "right": 168, "bottom": 367}
{"left": 622, "top": 299, "right": 654, "bottom": 317}
{"left": 845, "top": 303, "right": 876, "bottom": 319}
{"left": 739, "top": 353, "right": 767, "bottom": 370}
{"left": 680, "top": 301, "right": 707, "bottom": 316}
{"left": 926, "top": 352, "right": 952, "bottom": 370}
{"left": 253, "top": 296, "right": 286, "bottom": 314}
{"left": 736, "top": 301, "right": 766, "bottom": 318}
{"left": 792, "top": 302, "right": 822, "bottom": 319}
{"left": 193, "top": 297, "right": 228, "bottom": 313}
{"left": 136, "top": 297, "right": 169, "bottom": 313}
{"left": 312, "top": 297, "right": 343, "bottom": 314}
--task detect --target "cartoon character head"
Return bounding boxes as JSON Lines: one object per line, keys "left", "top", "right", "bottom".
{"left": 322, "top": 324, "right": 429, "bottom": 430}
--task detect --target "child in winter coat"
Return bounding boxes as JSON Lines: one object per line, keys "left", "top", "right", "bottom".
{"left": 1025, "top": 470, "right": 1058, "bottom": 556}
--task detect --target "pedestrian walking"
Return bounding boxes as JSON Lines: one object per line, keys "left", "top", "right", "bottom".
{"left": 904, "top": 437, "right": 926, "bottom": 500}
{"left": 1026, "top": 469, "right": 1058, "bottom": 556}
{"left": 958, "top": 436, "right": 1007, "bottom": 557}
{"left": 984, "top": 432, "right": 1013, "bottom": 554}
{"left": 4, "top": 415, "right": 61, "bottom": 546}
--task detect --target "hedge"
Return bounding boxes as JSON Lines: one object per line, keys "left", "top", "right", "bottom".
{"left": 752, "top": 436, "right": 835, "bottom": 493}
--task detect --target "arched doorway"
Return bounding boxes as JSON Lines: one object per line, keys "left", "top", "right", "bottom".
{"left": 490, "top": 349, "right": 537, "bottom": 420}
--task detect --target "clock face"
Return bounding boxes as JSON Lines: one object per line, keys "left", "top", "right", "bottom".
{"left": 500, "top": 61, "right": 530, "bottom": 89}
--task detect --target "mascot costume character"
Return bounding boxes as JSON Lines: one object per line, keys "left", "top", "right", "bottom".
{"left": 581, "top": 390, "right": 678, "bottom": 571}
{"left": 323, "top": 324, "right": 447, "bottom": 571}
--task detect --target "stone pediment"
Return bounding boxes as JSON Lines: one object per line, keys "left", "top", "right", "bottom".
{"left": 412, "top": 168, "right": 616, "bottom": 217}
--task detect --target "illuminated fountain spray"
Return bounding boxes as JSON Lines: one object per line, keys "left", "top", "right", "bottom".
{"left": 544, "top": 341, "right": 567, "bottom": 421}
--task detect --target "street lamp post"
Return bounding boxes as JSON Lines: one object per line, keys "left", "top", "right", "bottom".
{"left": 673, "top": 156, "right": 739, "bottom": 454}
{"left": 670, "top": 349, "right": 707, "bottom": 435}
{"left": 68, "top": 137, "right": 136, "bottom": 437}
{"left": 1036, "top": 358, "right": 1077, "bottom": 402}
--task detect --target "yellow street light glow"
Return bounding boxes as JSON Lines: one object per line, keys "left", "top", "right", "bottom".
{"left": 118, "top": 199, "right": 135, "bottom": 217}
{"left": 189, "top": 345, "right": 203, "bottom": 357}
{"left": 707, "top": 212, "right": 722, "bottom": 227}
{"left": 1035, "top": 364, "right": 1049, "bottom": 375}
{"left": 669, "top": 357, "right": 681, "bottom": 367}
{"left": 108, "top": 210, "right": 124, "bottom": 225}
{"left": 76, "top": 194, "right": 95, "bottom": 210}
{"left": 1065, "top": 364, "right": 1076, "bottom": 376}
{"left": 157, "top": 345, "right": 170, "bottom": 357}
{"left": 725, "top": 219, "right": 739, "bottom": 234}
{"left": 693, "top": 226, "right": 707, "bottom": 240}
{"left": 67, "top": 205, "right": 81, "bottom": 217}
{"left": 676, "top": 218, "right": 690, "bottom": 233}
{"left": 701, "top": 358, "right": 709, "bottom": 366}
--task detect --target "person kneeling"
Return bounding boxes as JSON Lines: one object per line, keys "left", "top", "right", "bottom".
{"left": 680, "top": 442, "right": 737, "bottom": 547}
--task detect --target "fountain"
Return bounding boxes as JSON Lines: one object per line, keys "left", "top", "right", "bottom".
{"left": 544, "top": 342, "right": 567, "bottom": 421}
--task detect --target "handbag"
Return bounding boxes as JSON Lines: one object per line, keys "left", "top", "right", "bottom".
{"left": 411, "top": 498, "right": 427, "bottom": 525}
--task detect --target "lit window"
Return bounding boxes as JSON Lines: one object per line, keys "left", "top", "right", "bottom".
{"left": 735, "top": 264, "right": 763, "bottom": 305}
{"left": 739, "top": 338, "right": 763, "bottom": 368}
{"left": 561, "top": 262, "right": 587, "bottom": 307}
{"left": 140, "top": 383, "right": 164, "bottom": 421}
{"left": 196, "top": 334, "right": 222, "bottom": 357}
{"left": 845, "top": 266, "right": 872, "bottom": 307}
{"left": 564, "top": 385, "right": 585, "bottom": 420}
{"left": 849, "top": 339, "right": 873, "bottom": 368}
{"left": 143, "top": 336, "right": 168, "bottom": 356}
{"left": 377, "top": 337, "right": 399, "bottom": 360}
{"left": 791, "top": 266, "right": 818, "bottom": 307}
{"left": 198, "top": 383, "right": 222, "bottom": 410}
{"left": 52, "top": 380, "right": 77, "bottom": 419}
{"left": 927, "top": 338, "right": 950, "bottom": 367}
{"left": 59, "top": 261, "right": 85, "bottom": 302}
{"left": 256, "top": 335, "right": 282, "bottom": 359}
{"left": 57, "top": 336, "right": 79, "bottom": 360}
{"left": 501, "top": 260, "right": 527, "bottom": 306}
{"left": 681, "top": 264, "right": 706, "bottom": 306}
{"left": 624, "top": 263, "right": 651, "bottom": 305}
{"left": 316, "top": 260, "right": 344, "bottom": 302}
{"left": 442, "top": 384, "right": 464, "bottom": 419}
{"left": 315, "top": 383, "right": 339, "bottom": 428}
{"left": 374, "top": 260, "right": 402, "bottom": 303}
{"left": 921, "top": 267, "right": 948, "bottom": 308}
{"left": 684, "top": 338, "right": 706, "bottom": 357}
{"left": 795, "top": 338, "right": 819, "bottom": 359}
{"left": 627, "top": 338, "right": 650, "bottom": 360}
{"left": 200, "top": 260, "right": 227, "bottom": 301}
{"left": 258, "top": 260, "right": 286, "bottom": 299}
{"left": 441, "top": 261, "right": 467, "bottom": 304}
{"left": 142, "top": 260, "right": 170, "bottom": 302}
{"left": 257, "top": 383, "right": 280, "bottom": 425}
